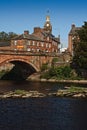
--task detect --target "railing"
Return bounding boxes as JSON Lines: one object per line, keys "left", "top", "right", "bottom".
{"left": 0, "top": 49, "right": 60, "bottom": 57}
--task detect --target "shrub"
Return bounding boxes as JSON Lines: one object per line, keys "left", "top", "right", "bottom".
{"left": 41, "top": 63, "right": 48, "bottom": 72}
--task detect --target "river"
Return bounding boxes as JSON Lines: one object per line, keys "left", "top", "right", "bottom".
{"left": 0, "top": 80, "right": 87, "bottom": 130}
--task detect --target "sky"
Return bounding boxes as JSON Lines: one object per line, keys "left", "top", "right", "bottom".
{"left": 0, "top": 0, "right": 87, "bottom": 48}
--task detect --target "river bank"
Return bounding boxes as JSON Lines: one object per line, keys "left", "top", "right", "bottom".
{"left": 0, "top": 86, "right": 87, "bottom": 99}
{"left": 27, "top": 73, "right": 87, "bottom": 84}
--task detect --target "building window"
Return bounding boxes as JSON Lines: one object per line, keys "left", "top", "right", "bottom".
{"left": 32, "top": 48, "right": 35, "bottom": 52}
{"left": 49, "top": 44, "right": 51, "bottom": 48}
{"left": 47, "top": 37, "right": 49, "bottom": 41}
{"left": 37, "top": 42, "right": 39, "bottom": 46}
{"left": 46, "top": 43, "right": 48, "bottom": 48}
{"left": 32, "top": 41, "right": 35, "bottom": 46}
{"left": 52, "top": 48, "right": 54, "bottom": 52}
{"left": 37, "top": 49, "right": 39, "bottom": 52}
{"left": 27, "top": 48, "right": 31, "bottom": 51}
{"left": 14, "top": 48, "right": 17, "bottom": 51}
{"left": 52, "top": 41, "right": 55, "bottom": 45}
{"left": 55, "top": 42, "right": 57, "bottom": 46}
{"left": 14, "top": 41, "right": 17, "bottom": 45}
{"left": 46, "top": 49, "right": 48, "bottom": 52}
{"left": 41, "top": 42, "right": 44, "bottom": 47}
{"left": 27, "top": 41, "right": 30, "bottom": 45}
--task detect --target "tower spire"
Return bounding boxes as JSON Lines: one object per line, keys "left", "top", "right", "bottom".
{"left": 44, "top": 10, "right": 52, "bottom": 33}
{"left": 46, "top": 10, "right": 50, "bottom": 21}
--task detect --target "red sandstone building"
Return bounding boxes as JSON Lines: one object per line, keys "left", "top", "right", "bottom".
{"left": 68, "top": 24, "right": 81, "bottom": 55}
{"left": 11, "top": 16, "right": 60, "bottom": 53}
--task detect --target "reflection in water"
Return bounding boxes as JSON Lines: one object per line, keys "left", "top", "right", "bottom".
{"left": 0, "top": 81, "right": 87, "bottom": 130}
{"left": 0, "top": 98, "right": 87, "bottom": 130}
{"left": 0, "top": 80, "right": 65, "bottom": 94}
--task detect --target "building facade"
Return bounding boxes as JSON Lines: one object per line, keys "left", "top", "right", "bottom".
{"left": 11, "top": 16, "right": 60, "bottom": 53}
{"left": 68, "top": 24, "right": 81, "bottom": 55}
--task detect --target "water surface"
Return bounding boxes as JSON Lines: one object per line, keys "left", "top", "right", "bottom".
{"left": 0, "top": 80, "right": 87, "bottom": 130}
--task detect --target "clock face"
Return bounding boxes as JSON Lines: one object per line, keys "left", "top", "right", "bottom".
{"left": 47, "top": 23, "right": 49, "bottom": 27}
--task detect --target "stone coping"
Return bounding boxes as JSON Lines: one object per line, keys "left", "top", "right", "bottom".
{"left": 28, "top": 78, "right": 87, "bottom": 84}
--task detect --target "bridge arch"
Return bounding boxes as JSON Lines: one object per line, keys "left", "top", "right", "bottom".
{"left": 0, "top": 57, "right": 40, "bottom": 80}
{"left": 0, "top": 57, "right": 39, "bottom": 72}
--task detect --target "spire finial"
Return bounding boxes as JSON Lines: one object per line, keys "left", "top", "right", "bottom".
{"left": 47, "top": 10, "right": 50, "bottom": 15}
{"left": 46, "top": 10, "right": 50, "bottom": 22}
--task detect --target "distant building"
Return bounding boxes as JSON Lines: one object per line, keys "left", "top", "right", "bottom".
{"left": 11, "top": 16, "right": 60, "bottom": 53}
{"left": 60, "top": 47, "right": 67, "bottom": 53}
{"left": 68, "top": 24, "right": 81, "bottom": 55}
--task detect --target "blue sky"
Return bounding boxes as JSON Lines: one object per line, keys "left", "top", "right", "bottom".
{"left": 0, "top": 0, "right": 87, "bottom": 47}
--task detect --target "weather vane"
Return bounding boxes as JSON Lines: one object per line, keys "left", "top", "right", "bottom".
{"left": 47, "top": 9, "right": 50, "bottom": 15}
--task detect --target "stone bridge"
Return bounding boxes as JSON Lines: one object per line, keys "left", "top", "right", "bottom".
{"left": 0, "top": 50, "right": 57, "bottom": 79}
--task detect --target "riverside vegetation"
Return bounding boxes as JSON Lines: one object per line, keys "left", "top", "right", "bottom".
{"left": 0, "top": 86, "right": 87, "bottom": 98}
{"left": 40, "top": 65, "right": 82, "bottom": 80}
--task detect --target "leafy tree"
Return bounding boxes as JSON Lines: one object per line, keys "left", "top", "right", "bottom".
{"left": 0, "top": 31, "right": 8, "bottom": 42}
{"left": 49, "top": 66, "right": 72, "bottom": 79}
{"left": 0, "top": 31, "right": 17, "bottom": 42}
{"left": 71, "top": 22, "right": 87, "bottom": 78}
{"left": 8, "top": 32, "right": 17, "bottom": 40}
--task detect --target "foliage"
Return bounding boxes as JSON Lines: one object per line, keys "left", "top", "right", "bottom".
{"left": 49, "top": 66, "right": 72, "bottom": 79}
{"left": 14, "top": 90, "right": 27, "bottom": 95}
{"left": 71, "top": 22, "right": 87, "bottom": 78}
{"left": 0, "top": 70, "right": 6, "bottom": 78}
{"left": 0, "top": 31, "right": 17, "bottom": 42}
{"left": 52, "top": 58, "right": 59, "bottom": 67}
{"left": 41, "top": 65, "right": 77, "bottom": 80}
{"left": 41, "top": 63, "right": 49, "bottom": 72}
{"left": 67, "top": 86, "right": 86, "bottom": 93}
{"left": 52, "top": 58, "right": 59, "bottom": 63}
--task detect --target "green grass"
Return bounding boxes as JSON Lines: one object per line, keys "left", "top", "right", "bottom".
{"left": 14, "top": 90, "right": 27, "bottom": 95}
{"left": 67, "top": 86, "right": 86, "bottom": 93}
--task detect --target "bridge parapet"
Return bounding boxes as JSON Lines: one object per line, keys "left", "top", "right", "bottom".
{"left": 0, "top": 49, "right": 59, "bottom": 57}
{"left": 0, "top": 51, "right": 56, "bottom": 72}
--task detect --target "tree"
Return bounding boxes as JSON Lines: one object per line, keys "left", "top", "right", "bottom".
{"left": 0, "top": 31, "right": 8, "bottom": 42}
{"left": 0, "top": 31, "right": 17, "bottom": 42}
{"left": 71, "top": 22, "right": 87, "bottom": 78}
{"left": 8, "top": 32, "right": 17, "bottom": 40}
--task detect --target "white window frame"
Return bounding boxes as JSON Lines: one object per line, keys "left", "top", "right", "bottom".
{"left": 14, "top": 41, "right": 17, "bottom": 45}
{"left": 37, "top": 42, "right": 39, "bottom": 46}
{"left": 32, "top": 41, "right": 35, "bottom": 46}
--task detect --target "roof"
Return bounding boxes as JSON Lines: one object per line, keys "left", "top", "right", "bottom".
{"left": 42, "top": 32, "right": 60, "bottom": 42}
{"left": 12, "top": 34, "right": 43, "bottom": 41}
{"left": 69, "top": 24, "right": 81, "bottom": 35}
{"left": 12, "top": 29, "right": 60, "bottom": 43}
{"left": 0, "top": 42, "right": 10, "bottom": 47}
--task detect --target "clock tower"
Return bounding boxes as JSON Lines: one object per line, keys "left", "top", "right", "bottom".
{"left": 44, "top": 15, "right": 52, "bottom": 33}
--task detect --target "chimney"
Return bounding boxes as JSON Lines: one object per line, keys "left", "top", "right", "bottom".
{"left": 72, "top": 24, "right": 75, "bottom": 29}
{"left": 24, "top": 30, "right": 29, "bottom": 35}
{"left": 34, "top": 27, "right": 42, "bottom": 33}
